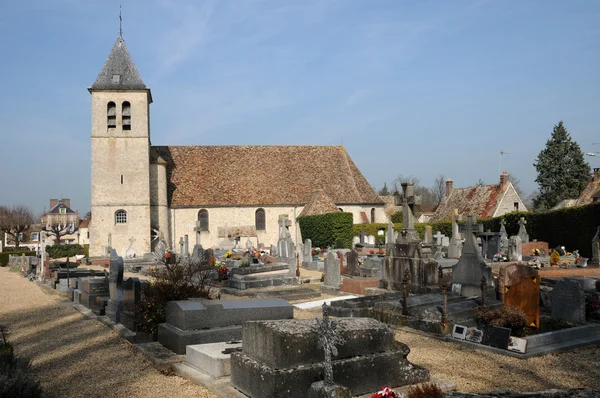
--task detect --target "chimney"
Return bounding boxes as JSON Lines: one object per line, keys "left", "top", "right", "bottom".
{"left": 445, "top": 179, "right": 453, "bottom": 197}
{"left": 500, "top": 171, "right": 509, "bottom": 187}
{"left": 594, "top": 168, "right": 600, "bottom": 182}
{"left": 61, "top": 199, "right": 71, "bottom": 209}
{"left": 50, "top": 199, "right": 58, "bottom": 209}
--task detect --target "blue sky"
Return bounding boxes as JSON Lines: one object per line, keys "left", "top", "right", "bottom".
{"left": 1, "top": 0, "right": 599, "bottom": 215}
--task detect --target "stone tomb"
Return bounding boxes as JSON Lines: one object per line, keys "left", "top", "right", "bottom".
{"left": 227, "top": 263, "right": 298, "bottom": 290}
{"left": 230, "top": 318, "right": 429, "bottom": 398}
{"left": 76, "top": 277, "right": 109, "bottom": 314}
{"left": 186, "top": 341, "right": 242, "bottom": 378}
{"left": 158, "top": 298, "right": 293, "bottom": 354}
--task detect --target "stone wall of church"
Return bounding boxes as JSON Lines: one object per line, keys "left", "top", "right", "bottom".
{"left": 336, "top": 204, "right": 388, "bottom": 224}
{"left": 493, "top": 183, "right": 528, "bottom": 217}
{"left": 168, "top": 204, "right": 386, "bottom": 250}
{"left": 90, "top": 90, "right": 152, "bottom": 258}
{"left": 89, "top": 205, "right": 151, "bottom": 257}
{"left": 150, "top": 161, "right": 170, "bottom": 247}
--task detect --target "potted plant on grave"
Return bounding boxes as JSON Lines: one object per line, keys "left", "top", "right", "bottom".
{"left": 313, "top": 248, "right": 321, "bottom": 261}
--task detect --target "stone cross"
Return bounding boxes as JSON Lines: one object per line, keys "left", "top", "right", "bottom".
{"left": 423, "top": 225, "right": 433, "bottom": 244}
{"left": 448, "top": 209, "right": 462, "bottom": 259}
{"left": 434, "top": 231, "right": 444, "bottom": 246}
{"left": 313, "top": 303, "right": 345, "bottom": 386}
{"left": 518, "top": 217, "right": 529, "bottom": 243}
{"left": 278, "top": 215, "right": 292, "bottom": 239}
{"left": 499, "top": 219, "right": 507, "bottom": 238}
{"left": 462, "top": 215, "right": 480, "bottom": 256}
{"left": 194, "top": 220, "right": 202, "bottom": 246}
{"left": 399, "top": 183, "right": 420, "bottom": 230}
{"left": 179, "top": 237, "right": 185, "bottom": 258}
{"left": 107, "top": 233, "right": 112, "bottom": 256}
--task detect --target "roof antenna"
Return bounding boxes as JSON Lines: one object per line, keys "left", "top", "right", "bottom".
{"left": 119, "top": 5, "right": 123, "bottom": 38}
{"left": 499, "top": 150, "right": 509, "bottom": 177}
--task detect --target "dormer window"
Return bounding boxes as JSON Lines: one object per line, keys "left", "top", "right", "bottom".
{"left": 107, "top": 102, "right": 116, "bottom": 128}
{"left": 59, "top": 207, "right": 66, "bottom": 214}
{"left": 122, "top": 101, "right": 131, "bottom": 131}
{"left": 112, "top": 74, "right": 121, "bottom": 84}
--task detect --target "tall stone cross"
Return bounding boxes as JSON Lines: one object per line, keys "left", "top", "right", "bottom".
{"left": 313, "top": 303, "right": 345, "bottom": 385}
{"left": 518, "top": 217, "right": 529, "bottom": 243}
{"left": 107, "top": 233, "right": 112, "bottom": 255}
{"left": 463, "top": 215, "right": 481, "bottom": 256}
{"left": 278, "top": 215, "right": 292, "bottom": 239}
{"left": 194, "top": 220, "right": 202, "bottom": 246}
{"left": 399, "top": 183, "right": 420, "bottom": 230}
{"left": 179, "top": 237, "right": 185, "bottom": 258}
{"left": 499, "top": 219, "right": 507, "bottom": 237}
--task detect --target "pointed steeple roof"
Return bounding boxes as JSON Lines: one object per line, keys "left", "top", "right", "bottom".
{"left": 298, "top": 189, "right": 340, "bottom": 217}
{"left": 91, "top": 36, "right": 147, "bottom": 90}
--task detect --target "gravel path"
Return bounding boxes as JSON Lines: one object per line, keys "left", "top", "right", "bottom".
{"left": 0, "top": 268, "right": 216, "bottom": 398}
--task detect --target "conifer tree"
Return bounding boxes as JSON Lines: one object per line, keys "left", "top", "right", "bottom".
{"left": 533, "top": 121, "right": 591, "bottom": 211}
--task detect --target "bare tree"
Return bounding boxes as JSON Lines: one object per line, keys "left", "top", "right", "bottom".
{"left": 42, "top": 219, "right": 80, "bottom": 245}
{"left": 431, "top": 174, "right": 446, "bottom": 206}
{"left": 0, "top": 205, "right": 34, "bottom": 248}
{"left": 392, "top": 174, "right": 437, "bottom": 206}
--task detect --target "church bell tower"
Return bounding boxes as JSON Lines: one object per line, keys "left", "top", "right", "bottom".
{"left": 88, "top": 33, "right": 153, "bottom": 257}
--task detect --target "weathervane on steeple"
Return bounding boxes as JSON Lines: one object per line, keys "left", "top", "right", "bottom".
{"left": 119, "top": 5, "right": 123, "bottom": 37}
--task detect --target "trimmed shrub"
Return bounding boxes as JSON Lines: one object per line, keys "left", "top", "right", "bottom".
{"left": 298, "top": 212, "right": 353, "bottom": 249}
{"left": 0, "top": 252, "right": 37, "bottom": 267}
{"left": 46, "top": 244, "right": 84, "bottom": 259}
{"left": 83, "top": 244, "right": 90, "bottom": 258}
{"left": 390, "top": 211, "right": 403, "bottom": 223}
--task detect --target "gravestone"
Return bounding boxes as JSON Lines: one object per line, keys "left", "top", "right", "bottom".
{"left": 499, "top": 219, "right": 509, "bottom": 252}
{"left": 367, "top": 235, "right": 376, "bottom": 245}
{"left": 498, "top": 263, "right": 540, "bottom": 328}
{"left": 592, "top": 226, "right": 600, "bottom": 264}
{"left": 303, "top": 239, "right": 312, "bottom": 261}
{"left": 153, "top": 233, "right": 166, "bottom": 262}
{"left": 121, "top": 277, "right": 146, "bottom": 331}
{"left": 324, "top": 252, "right": 341, "bottom": 288}
{"left": 441, "top": 236, "right": 449, "bottom": 247}
{"left": 125, "top": 237, "right": 137, "bottom": 259}
{"left": 78, "top": 277, "right": 109, "bottom": 314}
{"left": 433, "top": 231, "right": 444, "bottom": 246}
{"left": 345, "top": 250, "right": 358, "bottom": 276}
{"left": 518, "top": 217, "right": 529, "bottom": 244}
{"left": 551, "top": 279, "right": 585, "bottom": 323}
{"left": 192, "top": 221, "right": 204, "bottom": 259}
{"left": 508, "top": 236, "right": 523, "bottom": 261}
{"left": 276, "top": 215, "right": 295, "bottom": 259}
{"left": 451, "top": 215, "right": 493, "bottom": 297}
{"left": 448, "top": 209, "right": 462, "bottom": 258}
{"left": 352, "top": 236, "right": 360, "bottom": 247}
{"left": 106, "top": 250, "right": 124, "bottom": 323}
{"left": 179, "top": 237, "right": 185, "bottom": 258}
{"left": 359, "top": 230, "right": 366, "bottom": 244}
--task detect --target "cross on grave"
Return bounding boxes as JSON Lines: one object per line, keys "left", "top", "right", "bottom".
{"left": 179, "top": 237, "right": 185, "bottom": 258}
{"left": 462, "top": 215, "right": 482, "bottom": 256}
{"left": 313, "top": 303, "right": 345, "bottom": 385}
{"left": 194, "top": 221, "right": 202, "bottom": 246}
{"left": 434, "top": 231, "right": 444, "bottom": 246}
{"left": 518, "top": 217, "right": 529, "bottom": 243}
{"left": 278, "top": 215, "right": 292, "bottom": 239}
{"left": 399, "top": 183, "right": 421, "bottom": 230}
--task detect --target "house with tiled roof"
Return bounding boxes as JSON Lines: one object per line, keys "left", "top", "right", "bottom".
{"left": 41, "top": 199, "right": 81, "bottom": 245}
{"left": 552, "top": 168, "right": 600, "bottom": 210}
{"left": 88, "top": 34, "right": 385, "bottom": 257}
{"left": 429, "top": 172, "right": 527, "bottom": 223}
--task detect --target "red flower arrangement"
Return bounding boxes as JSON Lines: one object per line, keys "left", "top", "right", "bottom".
{"left": 370, "top": 387, "right": 402, "bottom": 398}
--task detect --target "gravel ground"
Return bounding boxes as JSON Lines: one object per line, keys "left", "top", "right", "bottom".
{"left": 0, "top": 267, "right": 216, "bottom": 398}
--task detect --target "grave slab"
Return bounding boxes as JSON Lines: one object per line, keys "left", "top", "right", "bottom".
{"left": 186, "top": 341, "right": 242, "bottom": 378}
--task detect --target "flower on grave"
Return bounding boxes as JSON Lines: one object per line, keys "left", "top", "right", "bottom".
{"left": 164, "top": 252, "right": 171, "bottom": 259}
{"left": 531, "top": 248, "right": 541, "bottom": 256}
{"left": 370, "top": 387, "right": 403, "bottom": 398}
{"left": 224, "top": 251, "right": 232, "bottom": 258}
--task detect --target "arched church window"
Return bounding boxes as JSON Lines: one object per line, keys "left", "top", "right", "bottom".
{"left": 122, "top": 101, "right": 131, "bottom": 131}
{"left": 371, "top": 208, "right": 376, "bottom": 223}
{"left": 255, "top": 208, "right": 265, "bottom": 231}
{"left": 115, "top": 209, "right": 127, "bottom": 224}
{"left": 198, "top": 209, "right": 209, "bottom": 231}
{"left": 107, "top": 102, "right": 116, "bottom": 129}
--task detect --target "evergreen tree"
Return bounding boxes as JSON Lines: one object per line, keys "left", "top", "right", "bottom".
{"left": 533, "top": 121, "right": 591, "bottom": 211}
{"left": 378, "top": 182, "right": 390, "bottom": 196}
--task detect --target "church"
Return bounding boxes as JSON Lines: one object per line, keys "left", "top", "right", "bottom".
{"left": 88, "top": 34, "right": 386, "bottom": 257}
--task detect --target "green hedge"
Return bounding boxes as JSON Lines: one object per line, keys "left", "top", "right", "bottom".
{"left": 478, "top": 204, "right": 600, "bottom": 257}
{"left": 0, "top": 252, "right": 37, "bottom": 267}
{"left": 353, "top": 221, "right": 452, "bottom": 241}
{"left": 45, "top": 244, "right": 84, "bottom": 259}
{"left": 298, "top": 212, "right": 354, "bottom": 249}
{"left": 2, "top": 246, "right": 34, "bottom": 253}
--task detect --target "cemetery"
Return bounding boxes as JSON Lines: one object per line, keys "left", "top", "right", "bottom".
{"left": 2, "top": 7, "right": 600, "bottom": 397}
{"left": 3, "top": 191, "right": 600, "bottom": 397}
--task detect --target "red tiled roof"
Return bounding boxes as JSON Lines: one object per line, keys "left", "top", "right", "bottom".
{"left": 575, "top": 177, "right": 600, "bottom": 206}
{"left": 430, "top": 184, "right": 503, "bottom": 222}
{"left": 152, "top": 146, "right": 384, "bottom": 207}
{"left": 79, "top": 219, "right": 90, "bottom": 228}
{"left": 298, "top": 190, "right": 340, "bottom": 217}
